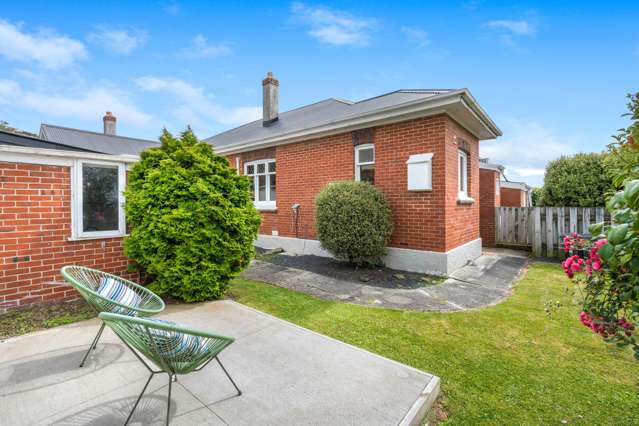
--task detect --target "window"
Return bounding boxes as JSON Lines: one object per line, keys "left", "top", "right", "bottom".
{"left": 355, "top": 144, "right": 375, "bottom": 184}
{"left": 458, "top": 150, "right": 473, "bottom": 203}
{"left": 72, "top": 160, "right": 126, "bottom": 239}
{"left": 245, "top": 159, "right": 276, "bottom": 209}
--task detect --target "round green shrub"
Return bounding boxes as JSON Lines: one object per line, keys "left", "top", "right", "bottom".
{"left": 124, "top": 129, "right": 261, "bottom": 302}
{"left": 315, "top": 181, "right": 393, "bottom": 265}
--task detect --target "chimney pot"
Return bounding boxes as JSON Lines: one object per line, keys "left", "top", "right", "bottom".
{"left": 262, "top": 72, "right": 279, "bottom": 126}
{"left": 103, "top": 111, "right": 117, "bottom": 135}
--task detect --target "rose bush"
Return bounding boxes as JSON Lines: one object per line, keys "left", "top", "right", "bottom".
{"left": 562, "top": 178, "right": 639, "bottom": 359}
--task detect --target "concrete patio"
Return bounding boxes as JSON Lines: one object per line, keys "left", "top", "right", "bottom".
{"left": 0, "top": 300, "right": 439, "bottom": 425}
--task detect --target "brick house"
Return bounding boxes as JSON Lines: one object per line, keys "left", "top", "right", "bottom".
{"left": 500, "top": 181, "right": 532, "bottom": 207}
{"left": 0, "top": 118, "right": 158, "bottom": 311}
{"left": 205, "top": 73, "right": 502, "bottom": 274}
{"left": 479, "top": 159, "right": 503, "bottom": 247}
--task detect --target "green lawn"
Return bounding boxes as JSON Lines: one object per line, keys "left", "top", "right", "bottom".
{"left": 228, "top": 262, "right": 639, "bottom": 425}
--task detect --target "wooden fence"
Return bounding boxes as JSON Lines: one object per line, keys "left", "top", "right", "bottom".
{"left": 495, "top": 207, "right": 608, "bottom": 257}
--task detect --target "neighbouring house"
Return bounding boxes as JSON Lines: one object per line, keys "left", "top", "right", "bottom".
{"left": 479, "top": 159, "right": 504, "bottom": 247}
{"left": 500, "top": 181, "right": 532, "bottom": 207}
{"left": 0, "top": 115, "right": 158, "bottom": 311}
{"left": 205, "top": 73, "right": 502, "bottom": 274}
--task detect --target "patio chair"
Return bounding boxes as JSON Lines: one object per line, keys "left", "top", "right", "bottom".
{"left": 61, "top": 265, "right": 165, "bottom": 367}
{"left": 99, "top": 312, "right": 241, "bottom": 426}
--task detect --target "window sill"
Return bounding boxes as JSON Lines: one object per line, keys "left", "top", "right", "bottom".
{"left": 457, "top": 196, "right": 475, "bottom": 205}
{"left": 68, "top": 233, "right": 128, "bottom": 242}
{"left": 254, "top": 204, "right": 277, "bottom": 212}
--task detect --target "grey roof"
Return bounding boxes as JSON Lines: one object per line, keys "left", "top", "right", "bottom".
{"left": 39, "top": 124, "right": 160, "bottom": 156}
{"left": 0, "top": 129, "right": 95, "bottom": 152}
{"left": 204, "top": 89, "right": 454, "bottom": 148}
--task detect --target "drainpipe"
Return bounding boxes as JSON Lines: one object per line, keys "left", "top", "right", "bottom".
{"left": 292, "top": 203, "right": 300, "bottom": 238}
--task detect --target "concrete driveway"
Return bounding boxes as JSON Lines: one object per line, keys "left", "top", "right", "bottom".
{"left": 0, "top": 301, "right": 439, "bottom": 425}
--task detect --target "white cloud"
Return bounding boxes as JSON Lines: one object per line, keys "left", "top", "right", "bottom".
{"left": 0, "top": 79, "right": 152, "bottom": 126}
{"left": 0, "top": 19, "right": 87, "bottom": 69}
{"left": 401, "top": 26, "right": 430, "bottom": 48}
{"left": 88, "top": 27, "right": 148, "bottom": 54}
{"left": 179, "top": 35, "right": 231, "bottom": 58}
{"left": 134, "top": 76, "right": 260, "bottom": 128}
{"left": 484, "top": 19, "right": 536, "bottom": 48}
{"left": 484, "top": 20, "right": 536, "bottom": 36}
{"left": 291, "top": 3, "right": 376, "bottom": 46}
{"left": 480, "top": 119, "right": 575, "bottom": 187}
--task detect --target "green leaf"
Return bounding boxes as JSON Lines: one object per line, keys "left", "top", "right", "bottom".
{"left": 624, "top": 179, "right": 639, "bottom": 208}
{"left": 607, "top": 191, "right": 625, "bottom": 211}
{"left": 597, "top": 242, "right": 614, "bottom": 261}
{"left": 607, "top": 224, "right": 629, "bottom": 245}
{"left": 612, "top": 208, "right": 633, "bottom": 224}
{"left": 588, "top": 222, "right": 603, "bottom": 236}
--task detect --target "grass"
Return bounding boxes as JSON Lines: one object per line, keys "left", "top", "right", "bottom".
{"left": 228, "top": 262, "right": 639, "bottom": 425}
{"left": 0, "top": 300, "right": 95, "bottom": 340}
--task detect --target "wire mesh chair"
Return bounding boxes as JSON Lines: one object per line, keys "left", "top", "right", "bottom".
{"left": 99, "top": 312, "right": 241, "bottom": 426}
{"left": 61, "top": 265, "right": 165, "bottom": 367}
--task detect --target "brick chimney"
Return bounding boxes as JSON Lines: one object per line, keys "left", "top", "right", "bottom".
{"left": 103, "top": 111, "right": 116, "bottom": 135}
{"left": 262, "top": 72, "right": 279, "bottom": 126}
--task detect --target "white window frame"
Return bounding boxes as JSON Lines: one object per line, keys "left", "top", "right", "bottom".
{"left": 354, "top": 144, "right": 375, "bottom": 182}
{"left": 457, "top": 150, "right": 474, "bottom": 203}
{"left": 244, "top": 159, "right": 276, "bottom": 210}
{"left": 71, "top": 159, "right": 126, "bottom": 240}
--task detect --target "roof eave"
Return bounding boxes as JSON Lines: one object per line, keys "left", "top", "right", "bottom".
{"left": 214, "top": 90, "right": 500, "bottom": 155}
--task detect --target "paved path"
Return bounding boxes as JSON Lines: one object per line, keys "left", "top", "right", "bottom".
{"left": 242, "top": 249, "right": 529, "bottom": 311}
{"left": 1, "top": 301, "right": 438, "bottom": 425}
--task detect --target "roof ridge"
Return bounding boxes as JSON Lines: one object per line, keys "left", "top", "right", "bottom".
{"left": 352, "top": 89, "right": 456, "bottom": 105}
{"left": 40, "top": 123, "right": 159, "bottom": 144}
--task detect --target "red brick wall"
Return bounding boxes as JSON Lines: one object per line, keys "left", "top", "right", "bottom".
{"left": 228, "top": 114, "right": 480, "bottom": 253}
{"left": 0, "top": 162, "right": 138, "bottom": 312}
{"left": 479, "top": 168, "right": 500, "bottom": 247}
{"left": 500, "top": 187, "right": 524, "bottom": 207}
{"left": 443, "top": 119, "right": 480, "bottom": 251}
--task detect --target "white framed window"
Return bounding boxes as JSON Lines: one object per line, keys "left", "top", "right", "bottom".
{"left": 244, "top": 159, "right": 276, "bottom": 210}
{"left": 72, "top": 160, "right": 126, "bottom": 239}
{"left": 355, "top": 144, "right": 375, "bottom": 183}
{"left": 458, "top": 150, "right": 474, "bottom": 203}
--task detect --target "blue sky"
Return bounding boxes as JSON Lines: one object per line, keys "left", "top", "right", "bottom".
{"left": 0, "top": 1, "right": 637, "bottom": 186}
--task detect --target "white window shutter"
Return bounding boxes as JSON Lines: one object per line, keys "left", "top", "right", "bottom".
{"left": 406, "top": 153, "right": 433, "bottom": 191}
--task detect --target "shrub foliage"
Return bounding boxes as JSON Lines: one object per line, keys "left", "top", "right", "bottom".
{"left": 124, "top": 129, "right": 261, "bottom": 302}
{"left": 540, "top": 153, "right": 612, "bottom": 206}
{"left": 315, "top": 181, "right": 392, "bottom": 265}
{"left": 560, "top": 92, "right": 639, "bottom": 359}
{"left": 604, "top": 92, "right": 639, "bottom": 190}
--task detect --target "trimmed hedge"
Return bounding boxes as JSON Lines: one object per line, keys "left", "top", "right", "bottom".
{"left": 315, "top": 181, "right": 393, "bottom": 265}
{"left": 540, "top": 153, "right": 612, "bottom": 206}
{"left": 124, "top": 129, "right": 261, "bottom": 302}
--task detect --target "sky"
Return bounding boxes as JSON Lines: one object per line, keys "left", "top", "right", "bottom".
{"left": 0, "top": 1, "right": 637, "bottom": 187}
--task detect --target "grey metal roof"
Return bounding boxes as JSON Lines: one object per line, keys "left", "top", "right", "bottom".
{"left": 39, "top": 124, "right": 160, "bottom": 156}
{"left": 204, "top": 89, "right": 453, "bottom": 148}
{"left": 0, "top": 129, "right": 95, "bottom": 152}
